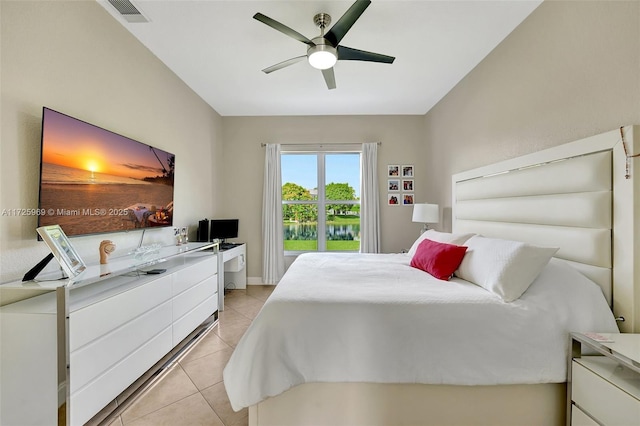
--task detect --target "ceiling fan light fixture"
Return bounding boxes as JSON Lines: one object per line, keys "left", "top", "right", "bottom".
{"left": 307, "top": 44, "right": 337, "bottom": 70}
{"left": 255, "top": 0, "right": 395, "bottom": 89}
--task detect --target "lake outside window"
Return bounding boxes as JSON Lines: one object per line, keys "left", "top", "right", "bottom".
{"left": 282, "top": 151, "right": 361, "bottom": 253}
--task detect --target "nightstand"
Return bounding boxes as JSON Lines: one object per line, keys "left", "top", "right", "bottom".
{"left": 568, "top": 332, "right": 640, "bottom": 425}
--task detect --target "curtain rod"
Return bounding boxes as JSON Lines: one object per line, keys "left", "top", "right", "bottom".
{"left": 260, "top": 142, "right": 381, "bottom": 147}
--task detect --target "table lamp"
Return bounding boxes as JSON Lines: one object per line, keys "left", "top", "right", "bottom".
{"left": 412, "top": 203, "right": 439, "bottom": 233}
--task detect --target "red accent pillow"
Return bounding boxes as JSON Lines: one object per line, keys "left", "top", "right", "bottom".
{"left": 410, "top": 238, "right": 468, "bottom": 280}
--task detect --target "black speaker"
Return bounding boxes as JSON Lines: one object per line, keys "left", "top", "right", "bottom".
{"left": 197, "top": 219, "right": 209, "bottom": 242}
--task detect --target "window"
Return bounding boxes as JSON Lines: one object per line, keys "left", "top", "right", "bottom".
{"left": 282, "top": 151, "right": 361, "bottom": 253}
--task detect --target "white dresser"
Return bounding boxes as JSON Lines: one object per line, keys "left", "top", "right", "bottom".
{"left": 568, "top": 332, "right": 640, "bottom": 425}
{"left": 0, "top": 242, "right": 219, "bottom": 426}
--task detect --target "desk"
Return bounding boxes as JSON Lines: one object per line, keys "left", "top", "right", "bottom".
{"left": 218, "top": 243, "right": 246, "bottom": 310}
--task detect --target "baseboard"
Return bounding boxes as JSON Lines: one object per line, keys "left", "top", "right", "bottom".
{"left": 247, "top": 277, "right": 276, "bottom": 285}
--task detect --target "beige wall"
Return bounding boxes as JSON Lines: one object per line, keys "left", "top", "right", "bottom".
{"left": 222, "top": 115, "right": 426, "bottom": 279}
{"left": 0, "top": 1, "right": 224, "bottom": 283}
{"left": 424, "top": 0, "right": 640, "bottom": 229}
{"left": 2, "top": 0, "right": 638, "bottom": 286}
{"left": 212, "top": 0, "right": 640, "bottom": 281}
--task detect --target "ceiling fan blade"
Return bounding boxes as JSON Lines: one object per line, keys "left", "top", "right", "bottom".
{"left": 262, "top": 55, "right": 307, "bottom": 74}
{"left": 253, "top": 13, "right": 315, "bottom": 47}
{"left": 322, "top": 68, "right": 337, "bottom": 90}
{"left": 337, "top": 45, "right": 395, "bottom": 64}
{"left": 324, "top": 0, "right": 371, "bottom": 46}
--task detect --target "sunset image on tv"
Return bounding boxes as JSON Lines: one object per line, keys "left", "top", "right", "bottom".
{"left": 38, "top": 108, "right": 175, "bottom": 236}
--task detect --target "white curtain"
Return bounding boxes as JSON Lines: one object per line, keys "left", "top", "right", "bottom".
{"left": 360, "top": 142, "right": 380, "bottom": 253}
{"left": 262, "top": 144, "right": 285, "bottom": 284}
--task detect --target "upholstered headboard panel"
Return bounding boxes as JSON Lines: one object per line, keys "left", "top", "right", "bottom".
{"left": 454, "top": 151, "right": 612, "bottom": 303}
{"left": 452, "top": 126, "right": 639, "bottom": 332}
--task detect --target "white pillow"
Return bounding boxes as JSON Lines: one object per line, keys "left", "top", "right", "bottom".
{"left": 407, "top": 230, "right": 475, "bottom": 257}
{"left": 454, "top": 235, "right": 559, "bottom": 302}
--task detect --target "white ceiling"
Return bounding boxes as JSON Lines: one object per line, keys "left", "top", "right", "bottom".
{"left": 98, "top": 0, "right": 541, "bottom": 116}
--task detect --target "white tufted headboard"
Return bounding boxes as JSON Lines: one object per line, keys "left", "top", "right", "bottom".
{"left": 452, "top": 126, "right": 639, "bottom": 333}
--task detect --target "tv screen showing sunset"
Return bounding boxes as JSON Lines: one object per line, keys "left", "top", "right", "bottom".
{"left": 38, "top": 108, "right": 175, "bottom": 236}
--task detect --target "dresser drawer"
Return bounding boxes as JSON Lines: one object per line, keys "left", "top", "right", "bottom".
{"left": 70, "top": 326, "right": 172, "bottom": 426}
{"left": 173, "top": 255, "right": 217, "bottom": 296}
{"left": 173, "top": 294, "right": 218, "bottom": 346}
{"left": 70, "top": 274, "right": 172, "bottom": 351}
{"left": 571, "top": 404, "right": 598, "bottom": 426}
{"left": 572, "top": 360, "right": 640, "bottom": 425}
{"left": 173, "top": 275, "right": 217, "bottom": 320}
{"left": 70, "top": 300, "right": 172, "bottom": 393}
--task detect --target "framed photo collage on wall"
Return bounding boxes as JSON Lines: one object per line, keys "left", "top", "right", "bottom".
{"left": 387, "top": 165, "right": 414, "bottom": 206}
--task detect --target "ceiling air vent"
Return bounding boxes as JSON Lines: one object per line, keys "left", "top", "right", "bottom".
{"left": 107, "top": 0, "right": 149, "bottom": 23}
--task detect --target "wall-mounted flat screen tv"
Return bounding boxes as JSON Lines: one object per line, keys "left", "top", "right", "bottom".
{"left": 38, "top": 107, "right": 175, "bottom": 237}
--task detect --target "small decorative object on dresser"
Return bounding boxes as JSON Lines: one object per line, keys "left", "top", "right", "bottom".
{"left": 174, "top": 227, "right": 182, "bottom": 245}
{"left": 99, "top": 240, "right": 116, "bottom": 264}
{"left": 568, "top": 332, "right": 640, "bottom": 425}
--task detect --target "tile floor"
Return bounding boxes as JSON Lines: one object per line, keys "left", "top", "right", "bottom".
{"left": 106, "top": 285, "right": 275, "bottom": 426}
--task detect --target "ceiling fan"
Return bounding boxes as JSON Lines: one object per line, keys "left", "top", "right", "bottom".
{"left": 254, "top": 0, "right": 395, "bottom": 90}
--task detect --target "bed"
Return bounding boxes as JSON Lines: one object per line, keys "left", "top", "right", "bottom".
{"left": 223, "top": 126, "right": 640, "bottom": 425}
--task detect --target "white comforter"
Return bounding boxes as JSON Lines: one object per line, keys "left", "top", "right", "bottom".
{"left": 223, "top": 253, "right": 618, "bottom": 411}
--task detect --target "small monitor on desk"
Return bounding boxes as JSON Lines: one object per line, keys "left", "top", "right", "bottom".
{"left": 210, "top": 219, "right": 239, "bottom": 248}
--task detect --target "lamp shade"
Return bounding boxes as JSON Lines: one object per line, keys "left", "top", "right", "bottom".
{"left": 412, "top": 203, "right": 439, "bottom": 224}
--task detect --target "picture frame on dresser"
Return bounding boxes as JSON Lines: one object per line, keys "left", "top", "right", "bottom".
{"left": 36, "top": 224, "right": 86, "bottom": 278}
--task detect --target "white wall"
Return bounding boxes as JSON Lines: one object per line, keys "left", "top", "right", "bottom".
{"left": 222, "top": 115, "right": 427, "bottom": 279}
{"left": 0, "top": 1, "right": 224, "bottom": 283}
